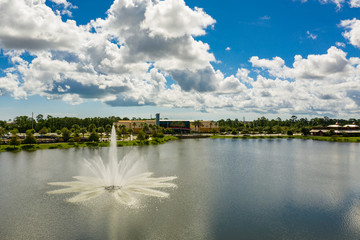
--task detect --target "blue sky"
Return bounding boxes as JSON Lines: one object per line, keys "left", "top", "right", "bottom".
{"left": 1, "top": 0, "right": 360, "bottom": 121}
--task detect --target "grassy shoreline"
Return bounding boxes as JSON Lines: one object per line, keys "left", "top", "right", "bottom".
{"left": 0, "top": 136, "right": 178, "bottom": 153}
{"left": 2, "top": 134, "right": 359, "bottom": 153}
{"left": 210, "top": 135, "right": 360, "bottom": 142}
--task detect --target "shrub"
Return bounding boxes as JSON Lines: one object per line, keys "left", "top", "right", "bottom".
{"left": 152, "top": 132, "right": 164, "bottom": 138}
{"left": 61, "top": 128, "right": 71, "bottom": 142}
{"left": 265, "top": 126, "right": 274, "bottom": 134}
{"left": 86, "top": 142, "right": 99, "bottom": 147}
{"left": 21, "top": 144, "right": 37, "bottom": 151}
{"left": 287, "top": 130, "right": 293, "bottom": 136}
{"left": 5, "top": 146, "right": 19, "bottom": 151}
{"left": 137, "top": 130, "right": 149, "bottom": 140}
{"left": 88, "top": 131, "right": 100, "bottom": 142}
{"left": 8, "top": 136, "right": 20, "bottom": 148}
{"left": 301, "top": 127, "right": 311, "bottom": 136}
{"left": 241, "top": 129, "right": 249, "bottom": 134}
{"left": 23, "top": 130, "right": 37, "bottom": 144}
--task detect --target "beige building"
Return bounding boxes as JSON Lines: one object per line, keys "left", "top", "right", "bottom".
{"left": 190, "top": 121, "right": 218, "bottom": 132}
{"left": 115, "top": 118, "right": 218, "bottom": 134}
{"left": 115, "top": 120, "right": 156, "bottom": 133}
{"left": 310, "top": 123, "right": 360, "bottom": 136}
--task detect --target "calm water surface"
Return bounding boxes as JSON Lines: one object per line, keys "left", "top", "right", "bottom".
{"left": 1, "top": 139, "right": 360, "bottom": 239}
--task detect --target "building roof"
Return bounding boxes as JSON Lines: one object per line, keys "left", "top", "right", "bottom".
{"left": 343, "top": 124, "right": 359, "bottom": 128}
{"left": 310, "top": 129, "right": 328, "bottom": 133}
{"left": 327, "top": 124, "right": 341, "bottom": 128}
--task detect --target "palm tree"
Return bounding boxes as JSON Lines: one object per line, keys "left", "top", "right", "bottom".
{"left": 128, "top": 128, "right": 133, "bottom": 140}
{"left": 80, "top": 128, "right": 87, "bottom": 140}
{"left": 0, "top": 127, "right": 6, "bottom": 139}
{"left": 61, "top": 127, "right": 71, "bottom": 142}
{"left": 149, "top": 124, "right": 155, "bottom": 133}
{"left": 105, "top": 124, "right": 111, "bottom": 138}
{"left": 122, "top": 127, "right": 127, "bottom": 141}
{"left": 88, "top": 124, "right": 97, "bottom": 133}
{"left": 72, "top": 124, "right": 80, "bottom": 132}
{"left": 39, "top": 127, "right": 48, "bottom": 137}
{"left": 142, "top": 123, "right": 149, "bottom": 134}
{"left": 98, "top": 127, "right": 104, "bottom": 142}
{"left": 194, "top": 120, "right": 203, "bottom": 133}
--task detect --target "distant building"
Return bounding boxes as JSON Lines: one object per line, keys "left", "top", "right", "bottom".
{"left": 310, "top": 123, "right": 360, "bottom": 136}
{"left": 115, "top": 114, "right": 218, "bottom": 134}
{"left": 115, "top": 119, "right": 156, "bottom": 133}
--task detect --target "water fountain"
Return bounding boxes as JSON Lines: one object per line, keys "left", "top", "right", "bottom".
{"left": 48, "top": 126, "right": 177, "bottom": 206}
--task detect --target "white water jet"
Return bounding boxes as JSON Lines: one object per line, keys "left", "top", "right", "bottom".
{"left": 48, "top": 126, "right": 177, "bottom": 206}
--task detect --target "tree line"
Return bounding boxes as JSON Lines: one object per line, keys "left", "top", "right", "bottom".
{"left": 1, "top": 114, "right": 359, "bottom": 136}
{"left": 0, "top": 115, "right": 166, "bottom": 146}
{"left": 217, "top": 116, "right": 359, "bottom": 135}
{"left": 0, "top": 115, "right": 129, "bottom": 133}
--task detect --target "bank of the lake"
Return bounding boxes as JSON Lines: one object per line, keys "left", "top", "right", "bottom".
{"left": 2, "top": 134, "right": 360, "bottom": 153}
{"left": 0, "top": 136, "right": 178, "bottom": 153}
{"left": 210, "top": 134, "right": 360, "bottom": 142}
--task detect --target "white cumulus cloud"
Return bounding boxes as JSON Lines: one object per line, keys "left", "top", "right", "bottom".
{"left": 141, "top": 0, "right": 215, "bottom": 39}
{"left": 349, "top": 0, "right": 360, "bottom": 7}
{"left": 340, "top": 18, "right": 360, "bottom": 48}
{"left": 1, "top": 0, "right": 360, "bottom": 117}
{"left": 0, "top": 0, "right": 84, "bottom": 51}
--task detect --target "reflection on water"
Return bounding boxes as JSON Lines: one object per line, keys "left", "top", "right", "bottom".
{"left": 1, "top": 139, "right": 360, "bottom": 239}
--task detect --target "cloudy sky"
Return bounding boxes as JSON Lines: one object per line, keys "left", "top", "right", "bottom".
{"left": 1, "top": 0, "right": 360, "bottom": 120}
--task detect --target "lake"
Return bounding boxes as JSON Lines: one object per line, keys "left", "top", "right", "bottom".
{"left": 1, "top": 138, "right": 360, "bottom": 239}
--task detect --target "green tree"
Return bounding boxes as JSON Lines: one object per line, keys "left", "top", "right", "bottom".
{"left": 13, "top": 116, "right": 32, "bottom": 133}
{"left": 88, "top": 124, "right": 97, "bottom": 133}
{"left": 0, "top": 127, "right": 6, "bottom": 138}
{"left": 39, "top": 127, "right": 48, "bottom": 136}
{"left": 71, "top": 124, "right": 80, "bottom": 133}
{"left": 88, "top": 131, "right": 100, "bottom": 142}
{"left": 36, "top": 114, "right": 44, "bottom": 122}
{"left": 137, "top": 130, "right": 148, "bottom": 140}
{"left": 61, "top": 127, "right": 71, "bottom": 142}
{"left": 275, "top": 126, "right": 282, "bottom": 134}
{"left": 23, "top": 130, "right": 37, "bottom": 144}
{"left": 142, "top": 123, "right": 150, "bottom": 134}
{"left": 80, "top": 128, "right": 87, "bottom": 140}
{"left": 301, "top": 127, "right": 311, "bottom": 136}
{"left": 121, "top": 128, "right": 128, "bottom": 141}
{"left": 8, "top": 134, "right": 20, "bottom": 149}
{"left": 128, "top": 128, "right": 133, "bottom": 139}
{"left": 265, "top": 126, "right": 274, "bottom": 134}
{"left": 105, "top": 124, "right": 112, "bottom": 137}
{"left": 10, "top": 129, "right": 19, "bottom": 135}
{"left": 193, "top": 120, "right": 203, "bottom": 133}
{"left": 212, "top": 128, "right": 217, "bottom": 135}
{"left": 97, "top": 127, "right": 105, "bottom": 141}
